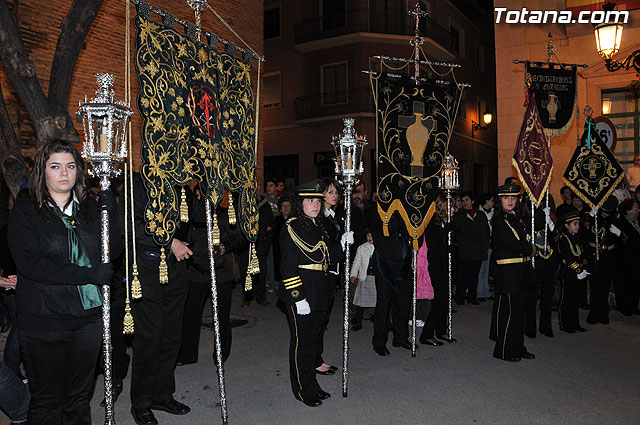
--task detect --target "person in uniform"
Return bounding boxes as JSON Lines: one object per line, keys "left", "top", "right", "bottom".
{"left": 278, "top": 181, "right": 349, "bottom": 407}
{"left": 586, "top": 197, "right": 622, "bottom": 325}
{"left": 532, "top": 206, "right": 559, "bottom": 338}
{"left": 491, "top": 182, "right": 535, "bottom": 362}
{"left": 558, "top": 210, "right": 589, "bottom": 333}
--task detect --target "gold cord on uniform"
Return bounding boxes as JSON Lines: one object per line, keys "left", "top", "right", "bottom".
{"left": 228, "top": 193, "right": 236, "bottom": 225}
{"left": 180, "top": 187, "right": 189, "bottom": 222}
{"left": 211, "top": 212, "right": 221, "bottom": 246}
{"left": 287, "top": 222, "right": 329, "bottom": 265}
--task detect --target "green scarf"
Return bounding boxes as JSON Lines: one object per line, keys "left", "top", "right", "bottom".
{"left": 55, "top": 202, "right": 102, "bottom": 310}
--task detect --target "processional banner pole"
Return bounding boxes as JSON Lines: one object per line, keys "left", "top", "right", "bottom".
{"left": 439, "top": 154, "right": 459, "bottom": 341}
{"left": 332, "top": 118, "right": 367, "bottom": 397}
{"left": 78, "top": 74, "right": 133, "bottom": 425}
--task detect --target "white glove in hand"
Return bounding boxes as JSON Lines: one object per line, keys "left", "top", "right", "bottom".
{"left": 577, "top": 270, "right": 589, "bottom": 280}
{"left": 295, "top": 299, "right": 311, "bottom": 315}
{"left": 609, "top": 224, "right": 621, "bottom": 236}
{"left": 589, "top": 208, "right": 598, "bottom": 217}
{"left": 543, "top": 207, "right": 555, "bottom": 231}
{"left": 341, "top": 231, "right": 354, "bottom": 250}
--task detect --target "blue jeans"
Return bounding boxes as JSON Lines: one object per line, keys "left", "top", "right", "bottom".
{"left": 2, "top": 293, "right": 21, "bottom": 374}
{"left": 477, "top": 248, "right": 492, "bottom": 298}
{"left": 0, "top": 360, "right": 29, "bottom": 423}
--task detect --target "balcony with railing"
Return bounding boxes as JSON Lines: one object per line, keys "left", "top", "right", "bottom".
{"left": 293, "top": 9, "right": 452, "bottom": 51}
{"left": 294, "top": 88, "right": 374, "bottom": 121}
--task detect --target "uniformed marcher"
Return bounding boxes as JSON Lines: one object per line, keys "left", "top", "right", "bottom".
{"left": 278, "top": 181, "right": 349, "bottom": 407}
{"left": 491, "top": 183, "right": 535, "bottom": 362}
{"left": 558, "top": 210, "right": 589, "bottom": 333}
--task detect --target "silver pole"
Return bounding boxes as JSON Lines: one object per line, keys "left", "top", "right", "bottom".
{"left": 99, "top": 173, "right": 115, "bottom": 425}
{"left": 205, "top": 199, "right": 228, "bottom": 424}
{"left": 447, "top": 189, "right": 453, "bottom": 340}
{"left": 411, "top": 248, "right": 417, "bottom": 357}
{"left": 531, "top": 199, "right": 536, "bottom": 269}
{"left": 342, "top": 183, "right": 353, "bottom": 397}
{"left": 594, "top": 211, "right": 600, "bottom": 262}
{"left": 544, "top": 134, "right": 551, "bottom": 249}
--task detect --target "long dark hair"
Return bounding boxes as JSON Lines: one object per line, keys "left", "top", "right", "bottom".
{"left": 29, "top": 139, "right": 88, "bottom": 210}
{"left": 292, "top": 194, "right": 328, "bottom": 234}
{"left": 321, "top": 177, "right": 340, "bottom": 211}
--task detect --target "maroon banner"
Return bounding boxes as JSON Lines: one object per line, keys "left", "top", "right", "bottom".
{"left": 512, "top": 93, "right": 553, "bottom": 206}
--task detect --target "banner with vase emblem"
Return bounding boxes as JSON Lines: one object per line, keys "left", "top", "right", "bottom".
{"left": 563, "top": 116, "right": 624, "bottom": 210}
{"left": 512, "top": 92, "right": 553, "bottom": 207}
{"left": 525, "top": 63, "right": 577, "bottom": 137}
{"left": 373, "top": 74, "right": 462, "bottom": 249}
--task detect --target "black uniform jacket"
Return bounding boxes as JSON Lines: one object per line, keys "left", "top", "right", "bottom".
{"left": 559, "top": 231, "right": 585, "bottom": 278}
{"left": 491, "top": 211, "right": 533, "bottom": 294}
{"left": 278, "top": 217, "right": 342, "bottom": 311}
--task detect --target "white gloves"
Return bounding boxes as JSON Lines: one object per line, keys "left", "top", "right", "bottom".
{"left": 543, "top": 207, "right": 555, "bottom": 231}
{"left": 589, "top": 208, "right": 598, "bottom": 217}
{"left": 295, "top": 299, "right": 311, "bottom": 315}
{"left": 577, "top": 270, "right": 590, "bottom": 280}
{"left": 341, "top": 231, "right": 354, "bottom": 251}
{"left": 609, "top": 224, "right": 621, "bottom": 236}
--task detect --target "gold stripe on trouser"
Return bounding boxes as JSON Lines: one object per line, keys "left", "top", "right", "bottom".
{"left": 503, "top": 294, "right": 512, "bottom": 359}
{"left": 495, "top": 295, "right": 502, "bottom": 342}
{"left": 289, "top": 305, "right": 304, "bottom": 402}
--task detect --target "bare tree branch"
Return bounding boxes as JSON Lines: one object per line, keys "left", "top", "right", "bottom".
{"left": 49, "top": 0, "right": 105, "bottom": 109}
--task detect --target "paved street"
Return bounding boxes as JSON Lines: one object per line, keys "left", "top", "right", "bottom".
{"left": 2, "top": 287, "right": 640, "bottom": 425}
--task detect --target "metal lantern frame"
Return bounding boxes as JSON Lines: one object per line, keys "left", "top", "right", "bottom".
{"left": 77, "top": 73, "right": 132, "bottom": 425}
{"left": 331, "top": 117, "right": 367, "bottom": 398}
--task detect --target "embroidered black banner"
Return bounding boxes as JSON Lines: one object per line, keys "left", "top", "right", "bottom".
{"left": 374, "top": 74, "right": 462, "bottom": 248}
{"left": 134, "top": 12, "right": 257, "bottom": 246}
{"left": 512, "top": 93, "right": 553, "bottom": 207}
{"left": 563, "top": 117, "right": 624, "bottom": 210}
{"left": 525, "top": 63, "right": 577, "bottom": 137}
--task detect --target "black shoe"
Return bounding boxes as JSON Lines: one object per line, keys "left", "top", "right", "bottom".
{"left": 351, "top": 323, "right": 362, "bottom": 331}
{"left": 468, "top": 299, "right": 480, "bottom": 305}
{"left": 579, "top": 303, "right": 590, "bottom": 310}
{"left": 575, "top": 326, "right": 587, "bottom": 332}
{"left": 256, "top": 299, "right": 270, "bottom": 306}
{"left": 419, "top": 337, "right": 444, "bottom": 346}
{"left": 392, "top": 340, "right": 416, "bottom": 350}
{"left": 632, "top": 308, "right": 640, "bottom": 315}
{"left": 493, "top": 354, "right": 521, "bottom": 362}
{"left": 435, "top": 334, "right": 457, "bottom": 343}
{"left": 521, "top": 350, "right": 535, "bottom": 359}
{"left": 601, "top": 319, "right": 609, "bottom": 325}
{"left": 101, "top": 381, "right": 124, "bottom": 407}
{"left": 298, "top": 395, "right": 322, "bottom": 407}
{"left": 456, "top": 299, "right": 465, "bottom": 305}
{"left": 241, "top": 301, "right": 250, "bottom": 308}
{"left": 316, "top": 389, "right": 331, "bottom": 400}
{"left": 452, "top": 308, "right": 458, "bottom": 314}
{"left": 540, "top": 330, "right": 554, "bottom": 338}
{"left": 131, "top": 406, "right": 158, "bottom": 425}
{"left": 560, "top": 327, "right": 576, "bottom": 334}
{"left": 373, "top": 346, "right": 390, "bottom": 356}
{"left": 231, "top": 319, "right": 249, "bottom": 328}
{"left": 150, "top": 398, "right": 190, "bottom": 415}
{"left": 315, "top": 367, "right": 335, "bottom": 375}
{"left": 487, "top": 296, "right": 495, "bottom": 300}
{"left": 327, "top": 364, "right": 338, "bottom": 371}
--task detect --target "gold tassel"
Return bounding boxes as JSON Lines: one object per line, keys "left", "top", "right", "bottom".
{"left": 159, "top": 248, "right": 169, "bottom": 284}
{"left": 123, "top": 302, "right": 134, "bottom": 335}
{"left": 131, "top": 264, "right": 142, "bottom": 300}
{"left": 228, "top": 193, "right": 236, "bottom": 225}
{"left": 250, "top": 243, "right": 260, "bottom": 274}
{"left": 244, "top": 269, "right": 253, "bottom": 291}
{"left": 212, "top": 213, "right": 221, "bottom": 246}
{"left": 180, "top": 187, "right": 189, "bottom": 222}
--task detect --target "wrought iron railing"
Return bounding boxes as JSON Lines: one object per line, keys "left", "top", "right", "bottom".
{"left": 293, "top": 9, "right": 451, "bottom": 50}
{"left": 294, "top": 88, "right": 374, "bottom": 121}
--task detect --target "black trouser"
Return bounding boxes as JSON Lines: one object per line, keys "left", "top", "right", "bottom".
{"left": 285, "top": 305, "right": 324, "bottom": 402}
{"left": 178, "top": 277, "right": 233, "bottom": 365}
{"left": 525, "top": 286, "right": 538, "bottom": 338}
{"left": 110, "top": 273, "right": 130, "bottom": 384}
{"left": 421, "top": 264, "right": 448, "bottom": 339}
{"left": 536, "top": 259, "right": 556, "bottom": 334}
{"left": 588, "top": 256, "right": 616, "bottom": 323}
{"left": 130, "top": 256, "right": 188, "bottom": 409}
{"left": 315, "top": 294, "right": 334, "bottom": 369}
{"left": 245, "top": 254, "right": 268, "bottom": 303}
{"left": 559, "top": 275, "right": 580, "bottom": 331}
{"left": 20, "top": 320, "right": 102, "bottom": 425}
{"left": 613, "top": 267, "right": 639, "bottom": 315}
{"left": 493, "top": 291, "right": 527, "bottom": 359}
{"left": 372, "top": 268, "right": 411, "bottom": 348}
{"left": 455, "top": 259, "right": 482, "bottom": 302}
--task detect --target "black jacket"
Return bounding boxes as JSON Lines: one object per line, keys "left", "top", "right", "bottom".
{"left": 491, "top": 211, "right": 533, "bottom": 293}
{"left": 9, "top": 197, "right": 123, "bottom": 331}
{"left": 453, "top": 208, "right": 490, "bottom": 261}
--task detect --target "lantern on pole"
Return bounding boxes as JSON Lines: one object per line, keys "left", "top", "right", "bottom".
{"left": 439, "top": 153, "right": 459, "bottom": 343}
{"left": 331, "top": 118, "right": 366, "bottom": 398}
{"left": 77, "top": 73, "right": 132, "bottom": 425}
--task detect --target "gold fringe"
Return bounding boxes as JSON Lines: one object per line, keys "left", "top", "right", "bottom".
{"left": 228, "top": 193, "right": 236, "bottom": 225}
{"left": 212, "top": 213, "right": 221, "bottom": 246}
{"left": 377, "top": 200, "right": 435, "bottom": 242}
{"left": 180, "top": 187, "right": 189, "bottom": 222}
{"left": 131, "top": 264, "right": 142, "bottom": 300}
{"left": 250, "top": 243, "right": 260, "bottom": 274}
{"left": 244, "top": 270, "right": 253, "bottom": 291}
{"left": 123, "top": 302, "right": 134, "bottom": 335}
{"left": 159, "top": 248, "right": 169, "bottom": 284}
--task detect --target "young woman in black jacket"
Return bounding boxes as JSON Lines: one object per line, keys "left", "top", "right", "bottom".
{"left": 8, "top": 140, "right": 121, "bottom": 424}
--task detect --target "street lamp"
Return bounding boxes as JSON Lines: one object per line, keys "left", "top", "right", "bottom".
{"left": 331, "top": 117, "right": 366, "bottom": 398}
{"left": 594, "top": 3, "right": 640, "bottom": 73}
{"left": 472, "top": 109, "right": 492, "bottom": 138}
